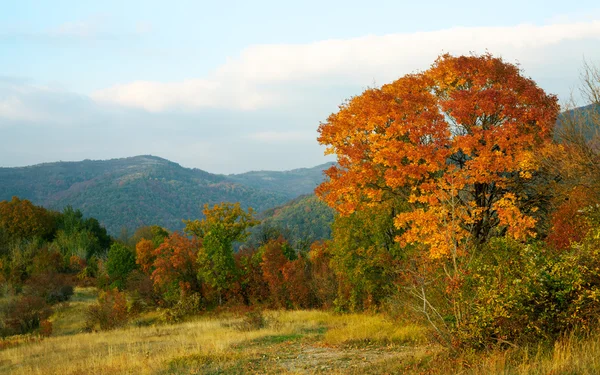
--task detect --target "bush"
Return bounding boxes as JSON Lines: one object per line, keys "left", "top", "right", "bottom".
{"left": 0, "top": 295, "right": 52, "bottom": 337}
{"left": 24, "top": 273, "right": 75, "bottom": 304}
{"left": 456, "top": 236, "right": 600, "bottom": 348}
{"left": 39, "top": 319, "right": 53, "bottom": 337}
{"left": 85, "top": 289, "right": 130, "bottom": 331}
{"left": 126, "top": 270, "right": 158, "bottom": 311}
{"left": 163, "top": 292, "right": 202, "bottom": 323}
{"left": 46, "top": 284, "right": 74, "bottom": 304}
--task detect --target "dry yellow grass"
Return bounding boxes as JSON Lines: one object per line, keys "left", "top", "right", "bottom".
{"left": 322, "top": 314, "right": 427, "bottom": 346}
{"left": 460, "top": 333, "right": 600, "bottom": 375}
{"left": 0, "top": 303, "right": 430, "bottom": 375}
{"left": 3, "top": 288, "right": 600, "bottom": 374}
{"left": 49, "top": 287, "right": 97, "bottom": 336}
{"left": 1, "top": 314, "right": 291, "bottom": 374}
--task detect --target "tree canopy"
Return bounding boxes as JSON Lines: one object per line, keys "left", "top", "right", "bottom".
{"left": 317, "top": 53, "right": 560, "bottom": 257}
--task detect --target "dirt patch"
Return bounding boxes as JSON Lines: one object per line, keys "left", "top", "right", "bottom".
{"left": 276, "top": 343, "right": 417, "bottom": 374}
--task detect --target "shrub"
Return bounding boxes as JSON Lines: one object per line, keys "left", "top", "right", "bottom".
{"left": 163, "top": 292, "right": 202, "bottom": 323}
{"left": 46, "top": 284, "right": 74, "bottom": 304}
{"left": 456, "top": 236, "right": 600, "bottom": 348}
{"left": 0, "top": 295, "right": 52, "bottom": 337}
{"left": 125, "top": 270, "right": 158, "bottom": 310}
{"left": 24, "top": 272, "right": 74, "bottom": 304}
{"left": 39, "top": 319, "right": 53, "bottom": 337}
{"left": 85, "top": 288, "right": 130, "bottom": 331}
{"left": 282, "top": 256, "right": 314, "bottom": 309}
{"left": 78, "top": 255, "right": 99, "bottom": 281}
{"left": 69, "top": 255, "right": 86, "bottom": 273}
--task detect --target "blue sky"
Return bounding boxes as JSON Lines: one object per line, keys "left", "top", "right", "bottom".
{"left": 1, "top": 1, "right": 600, "bottom": 173}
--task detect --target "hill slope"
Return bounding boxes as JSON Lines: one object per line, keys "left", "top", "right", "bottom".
{"left": 226, "top": 162, "right": 335, "bottom": 199}
{"left": 248, "top": 194, "right": 335, "bottom": 249}
{"left": 0, "top": 156, "right": 330, "bottom": 234}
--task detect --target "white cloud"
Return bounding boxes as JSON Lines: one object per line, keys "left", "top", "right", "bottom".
{"left": 92, "top": 79, "right": 271, "bottom": 112}
{"left": 90, "top": 20, "right": 600, "bottom": 112}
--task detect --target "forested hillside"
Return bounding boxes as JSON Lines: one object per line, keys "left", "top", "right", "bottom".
{"left": 0, "top": 156, "right": 330, "bottom": 234}
{"left": 227, "top": 162, "right": 335, "bottom": 199}
{"left": 248, "top": 194, "right": 335, "bottom": 249}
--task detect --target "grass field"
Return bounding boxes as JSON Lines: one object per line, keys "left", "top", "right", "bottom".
{"left": 1, "top": 287, "right": 600, "bottom": 374}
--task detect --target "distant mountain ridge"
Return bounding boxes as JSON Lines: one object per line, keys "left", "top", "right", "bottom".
{"left": 0, "top": 155, "right": 333, "bottom": 235}
{"left": 227, "top": 162, "right": 335, "bottom": 198}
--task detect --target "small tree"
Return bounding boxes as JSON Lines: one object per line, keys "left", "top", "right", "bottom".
{"left": 260, "top": 238, "right": 290, "bottom": 308}
{"left": 185, "top": 202, "right": 258, "bottom": 305}
{"left": 150, "top": 232, "right": 200, "bottom": 305}
{"left": 106, "top": 243, "right": 136, "bottom": 290}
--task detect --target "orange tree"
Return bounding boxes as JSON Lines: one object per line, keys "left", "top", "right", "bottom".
{"left": 148, "top": 232, "right": 201, "bottom": 304}
{"left": 317, "top": 54, "right": 559, "bottom": 258}
{"left": 0, "top": 197, "right": 57, "bottom": 245}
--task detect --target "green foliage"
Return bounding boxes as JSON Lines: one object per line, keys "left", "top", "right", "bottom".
{"left": 187, "top": 202, "right": 258, "bottom": 304}
{"left": 329, "top": 203, "right": 403, "bottom": 312}
{"left": 132, "top": 225, "right": 169, "bottom": 248}
{"left": 57, "top": 206, "right": 111, "bottom": 251}
{"left": 197, "top": 228, "right": 238, "bottom": 297}
{"left": 249, "top": 194, "right": 335, "bottom": 250}
{"left": 52, "top": 229, "right": 100, "bottom": 261}
{"left": 106, "top": 243, "right": 137, "bottom": 290}
{"left": 457, "top": 234, "right": 600, "bottom": 348}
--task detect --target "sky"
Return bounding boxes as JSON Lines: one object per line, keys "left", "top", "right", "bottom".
{"left": 1, "top": 1, "right": 600, "bottom": 174}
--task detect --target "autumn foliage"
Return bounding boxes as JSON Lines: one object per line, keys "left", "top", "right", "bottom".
{"left": 3, "top": 55, "right": 600, "bottom": 355}
{"left": 146, "top": 232, "right": 201, "bottom": 303}
{"left": 0, "top": 197, "right": 56, "bottom": 243}
{"left": 317, "top": 54, "right": 559, "bottom": 257}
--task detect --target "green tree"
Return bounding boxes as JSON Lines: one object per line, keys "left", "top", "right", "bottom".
{"left": 329, "top": 201, "right": 403, "bottom": 311}
{"left": 185, "top": 202, "right": 258, "bottom": 305}
{"left": 106, "top": 243, "right": 136, "bottom": 290}
{"left": 54, "top": 206, "right": 111, "bottom": 259}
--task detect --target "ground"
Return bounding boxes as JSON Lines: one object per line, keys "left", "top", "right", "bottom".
{"left": 0, "top": 288, "right": 432, "bottom": 374}
{"left": 2, "top": 288, "right": 600, "bottom": 374}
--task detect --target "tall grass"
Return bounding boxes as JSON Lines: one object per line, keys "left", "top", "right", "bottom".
{"left": 3, "top": 289, "right": 600, "bottom": 375}
{"left": 323, "top": 314, "right": 427, "bottom": 346}
{"left": 0, "top": 315, "right": 286, "bottom": 374}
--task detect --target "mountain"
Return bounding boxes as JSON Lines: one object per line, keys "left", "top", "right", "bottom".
{"left": 555, "top": 103, "right": 600, "bottom": 141}
{"left": 226, "top": 162, "right": 335, "bottom": 199}
{"left": 248, "top": 194, "right": 335, "bottom": 249}
{"left": 0, "top": 155, "right": 331, "bottom": 235}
